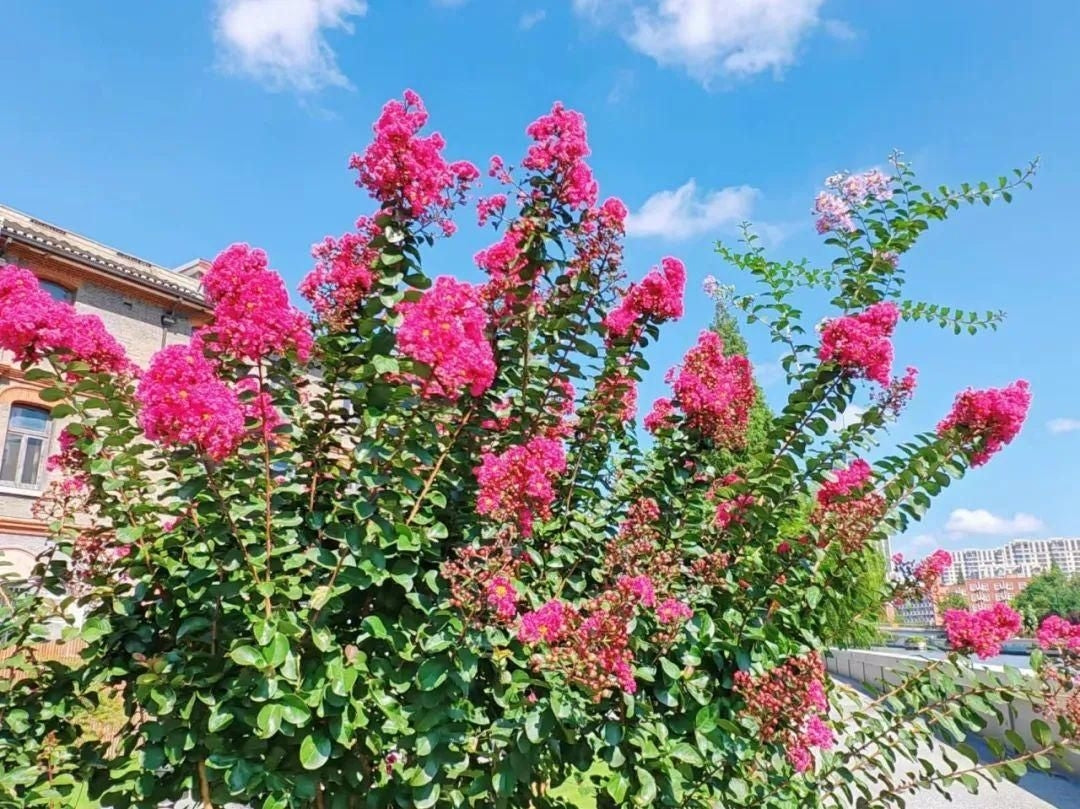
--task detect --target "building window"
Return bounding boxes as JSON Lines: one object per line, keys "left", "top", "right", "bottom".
{"left": 0, "top": 405, "right": 52, "bottom": 489}
{"left": 39, "top": 280, "right": 74, "bottom": 303}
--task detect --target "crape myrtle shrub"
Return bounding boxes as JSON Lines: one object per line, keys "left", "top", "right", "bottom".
{"left": 1, "top": 90, "right": 1076, "bottom": 809}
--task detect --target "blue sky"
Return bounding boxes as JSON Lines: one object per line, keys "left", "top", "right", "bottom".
{"left": 2, "top": 1, "right": 1078, "bottom": 557}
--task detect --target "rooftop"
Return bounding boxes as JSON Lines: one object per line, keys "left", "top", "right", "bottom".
{"left": 0, "top": 203, "right": 205, "bottom": 305}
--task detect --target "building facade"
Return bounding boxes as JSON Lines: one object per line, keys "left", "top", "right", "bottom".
{"left": 941, "top": 538, "right": 1080, "bottom": 584}
{"left": 0, "top": 204, "right": 208, "bottom": 577}
{"left": 942, "top": 575, "right": 1033, "bottom": 611}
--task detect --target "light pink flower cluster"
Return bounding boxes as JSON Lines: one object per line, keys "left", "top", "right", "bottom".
{"left": 136, "top": 344, "right": 245, "bottom": 462}
{"left": 202, "top": 245, "right": 312, "bottom": 362}
{"left": 522, "top": 102, "right": 598, "bottom": 208}
{"left": 0, "top": 265, "right": 132, "bottom": 374}
{"left": 818, "top": 302, "right": 900, "bottom": 385}
{"left": 943, "top": 603, "right": 1022, "bottom": 659}
{"left": 397, "top": 276, "right": 496, "bottom": 400}
{"left": 913, "top": 549, "right": 952, "bottom": 590}
{"left": 814, "top": 169, "right": 893, "bottom": 233}
{"left": 666, "top": 331, "right": 755, "bottom": 447}
{"left": 349, "top": 89, "right": 479, "bottom": 234}
{"left": 591, "top": 369, "right": 638, "bottom": 422}
{"left": 656, "top": 598, "right": 692, "bottom": 626}
{"left": 734, "top": 654, "right": 833, "bottom": 773}
{"left": 1036, "top": 616, "right": 1080, "bottom": 653}
{"left": 874, "top": 366, "right": 919, "bottom": 417}
{"left": 604, "top": 257, "right": 686, "bottom": 340}
{"left": 300, "top": 216, "right": 382, "bottom": 330}
{"left": 474, "top": 436, "right": 567, "bottom": 536}
{"left": 711, "top": 473, "right": 754, "bottom": 530}
{"left": 936, "top": 380, "right": 1031, "bottom": 467}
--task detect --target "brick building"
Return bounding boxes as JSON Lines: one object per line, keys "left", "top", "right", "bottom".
{"left": 0, "top": 203, "right": 208, "bottom": 576}
{"left": 941, "top": 575, "right": 1033, "bottom": 611}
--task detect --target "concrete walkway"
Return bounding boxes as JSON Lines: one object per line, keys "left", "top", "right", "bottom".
{"left": 830, "top": 680, "right": 1080, "bottom": 808}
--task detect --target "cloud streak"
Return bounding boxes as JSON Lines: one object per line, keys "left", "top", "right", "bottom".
{"left": 1048, "top": 418, "right": 1080, "bottom": 434}
{"left": 625, "top": 180, "right": 757, "bottom": 240}
{"left": 945, "top": 509, "right": 1045, "bottom": 537}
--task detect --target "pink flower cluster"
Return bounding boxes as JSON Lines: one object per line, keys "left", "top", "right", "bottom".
{"left": 518, "top": 599, "right": 570, "bottom": 644}
{"left": 397, "top": 276, "right": 496, "bottom": 400}
{"left": 666, "top": 331, "right": 756, "bottom": 447}
{"left": 349, "top": 89, "right": 479, "bottom": 234}
{"left": 818, "top": 302, "right": 900, "bottom": 385}
{"left": 300, "top": 216, "right": 382, "bottom": 330}
{"left": 943, "top": 603, "right": 1022, "bottom": 659}
{"left": 1036, "top": 616, "right": 1080, "bottom": 653}
{"left": 936, "top": 380, "right": 1031, "bottom": 467}
{"left": 136, "top": 344, "right": 245, "bottom": 461}
{"left": 874, "top": 366, "right": 919, "bottom": 418}
{"left": 814, "top": 169, "right": 893, "bottom": 233}
{"left": 604, "top": 257, "right": 686, "bottom": 340}
{"left": 812, "top": 459, "right": 885, "bottom": 552}
{"left": 476, "top": 194, "right": 507, "bottom": 227}
{"left": 523, "top": 102, "right": 598, "bottom": 208}
{"left": 913, "top": 549, "right": 952, "bottom": 590}
{"left": 202, "top": 244, "right": 312, "bottom": 362}
{"left": 617, "top": 574, "right": 657, "bottom": 608}
{"left": 817, "top": 459, "right": 874, "bottom": 506}
{"left": 474, "top": 436, "right": 567, "bottom": 536}
{"left": 734, "top": 654, "right": 833, "bottom": 773}
{"left": 643, "top": 397, "right": 676, "bottom": 434}
{"left": 0, "top": 265, "right": 132, "bottom": 374}
{"left": 474, "top": 226, "right": 536, "bottom": 315}
{"left": 519, "top": 591, "right": 640, "bottom": 697}
{"left": 591, "top": 369, "right": 638, "bottom": 422}
{"left": 485, "top": 576, "right": 519, "bottom": 620}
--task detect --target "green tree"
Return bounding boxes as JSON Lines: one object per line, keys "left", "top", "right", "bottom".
{"left": 938, "top": 591, "right": 969, "bottom": 611}
{"left": 1013, "top": 567, "right": 1080, "bottom": 629}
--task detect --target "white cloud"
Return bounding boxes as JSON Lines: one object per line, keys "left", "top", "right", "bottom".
{"left": 945, "top": 509, "right": 1045, "bottom": 537}
{"left": 1048, "top": 418, "right": 1080, "bottom": 434}
{"left": 827, "top": 404, "right": 867, "bottom": 433}
{"left": 626, "top": 180, "right": 758, "bottom": 240}
{"left": 908, "top": 533, "right": 937, "bottom": 550}
{"left": 822, "top": 18, "right": 856, "bottom": 41}
{"left": 519, "top": 9, "right": 547, "bottom": 30}
{"left": 572, "top": 0, "right": 830, "bottom": 84}
{"left": 213, "top": 0, "right": 366, "bottom": 93}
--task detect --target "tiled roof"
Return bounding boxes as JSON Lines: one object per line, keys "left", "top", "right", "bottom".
{"left": 0, "top": 203, "right": 205, "bottom": 306}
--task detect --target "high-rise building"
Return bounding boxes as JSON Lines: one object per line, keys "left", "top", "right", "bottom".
{"left": 941, "top": 538, "right": 1080, "bottom": 584}
{"left": 0, "top": 204, "right": 209, "bottom": 576}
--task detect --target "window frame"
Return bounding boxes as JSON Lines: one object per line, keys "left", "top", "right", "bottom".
{"left": 0, "top": 404, "right": 53, "bottom": 491}
{"left": 39, "top": 279, "right": 75, "bottom": 303}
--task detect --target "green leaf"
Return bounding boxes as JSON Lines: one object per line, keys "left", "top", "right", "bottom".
{"left": 1031, "top": 718, "right": 1052, "bottom": 747}
{"left": 299, "top": 732, "right": 331, "bottom": 770}
{"left": 230, "top": 645, "right": 263, "bottom": 668}
{"left": 634, "top": 767, "right": 657, "bottom": 805}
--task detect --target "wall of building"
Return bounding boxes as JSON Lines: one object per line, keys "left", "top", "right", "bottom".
{"left": 0, "top": 242, "right": 201, "bottom": 572}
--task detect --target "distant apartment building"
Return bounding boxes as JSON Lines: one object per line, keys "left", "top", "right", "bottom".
{"left": 943, "top": 575, "right": 1032, "bottom": 611}
{"left": 0, "top": 204, "right": 208, "bottom": 577}
{"left": 894, "top": 596, "right": 937, "bottom": 626}
{"left": 941, "top": 538, "right": 1080, "bottom": 584}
